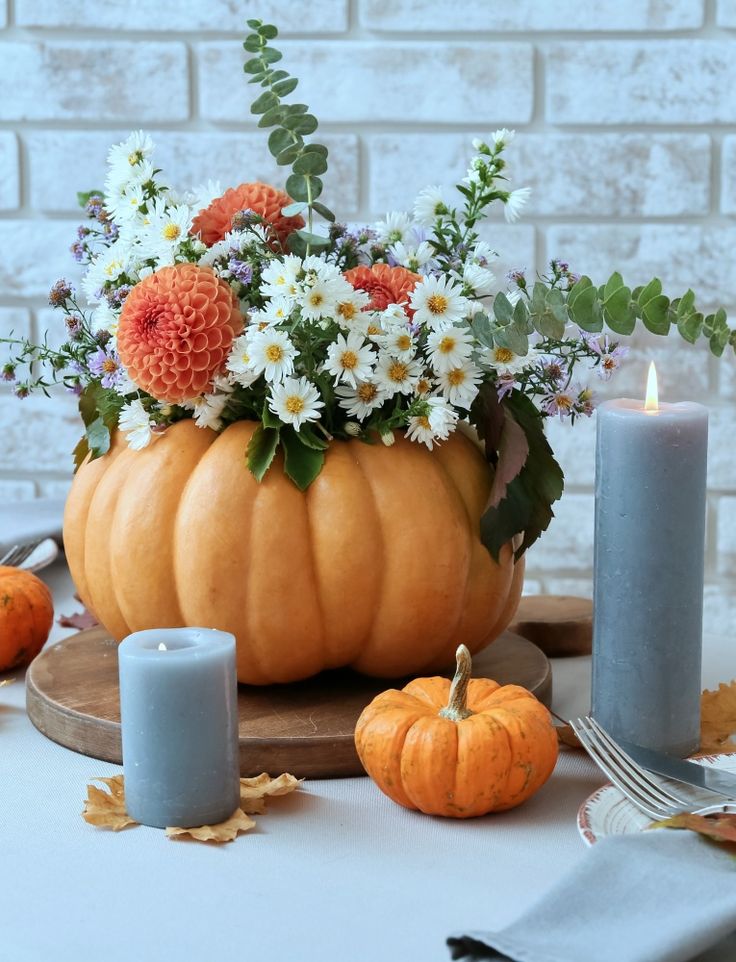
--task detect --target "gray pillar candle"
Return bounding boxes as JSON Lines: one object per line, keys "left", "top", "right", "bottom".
{"left": 592, "top": 369, "right": 708, "bottom": 757}
{"left": 118, "top": 627, "right": 240, "bottom": 829}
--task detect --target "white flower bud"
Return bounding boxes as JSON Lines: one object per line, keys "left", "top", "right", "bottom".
{"left": 380, "top": 430, "right": 395, "bottom": 447}
{"left": 344, "top": 422, "right": 361, "bottom": 437}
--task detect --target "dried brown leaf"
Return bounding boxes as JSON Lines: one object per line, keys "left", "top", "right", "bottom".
{"left": 82, "top": 775, "right": 137, "bottom": 831}
{"left": 700, "top": 680, "right": 736, "bottom": 755}
{"left": 58, "top": 608, "right": 99, "bottom": 630}
{"left": 166, "top": 808, "right": 255, "bottom": 843}
{"left": 239, "top": 772, "right": 303, "bottom": 813}
{"left": 555, "top": 723, "right": 583, "bottom": 749}
{"left": 651, "top": 812, "right": 736, "bottom": 847}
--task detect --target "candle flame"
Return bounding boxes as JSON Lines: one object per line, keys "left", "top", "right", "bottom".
{"left": 158, "top": 642, "right": 167, "bottom": 651}
{"left": 644, "top": 361, "right": 659, "bottom": 412}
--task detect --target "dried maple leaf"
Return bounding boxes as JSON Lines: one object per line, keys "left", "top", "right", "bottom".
{"left": 82, "top": 775, "right": 137, "bottom": 831}
{"left": 58, "top": 608, "right": 99, "bottom": 631}
{"left": 166, "top": 808, "right": 255, "bottom": 843}
{"left": 651, "top": 812, "right": 736, "bottom": 848}
{"left": 555, "top": 723, "right": 582, "bottom": 749}
{"left": 239, "top": 772, "right": 303, "bottom": 814}
{"left": 700, "top": 680, "right": 736, "bottom": 755}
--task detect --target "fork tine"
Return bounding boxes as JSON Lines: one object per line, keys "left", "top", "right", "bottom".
{"left": 0, "top": 540, "right": 42, "bottom": 568}
{"left": 586, "top": 716, "right": 688, "bottom": 809}
{"left": 571, "top": 718, "right": 667, "bottom": 820}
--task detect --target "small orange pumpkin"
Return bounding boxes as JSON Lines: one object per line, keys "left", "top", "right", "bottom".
{"left": 0, "top": 566, "right": 54, "bottom": 671}
{"left": 355, "top": 645, "right": 558, "bottom": 817}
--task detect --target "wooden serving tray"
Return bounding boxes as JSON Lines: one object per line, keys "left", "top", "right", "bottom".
{"left": 26, "top": 626, "right": 551, "bottom": 779}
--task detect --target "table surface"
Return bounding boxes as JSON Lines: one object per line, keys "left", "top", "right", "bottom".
{"left": 2, "top": 560, "right": 735, "bottom": 962}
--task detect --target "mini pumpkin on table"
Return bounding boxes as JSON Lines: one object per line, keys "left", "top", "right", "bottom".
{"left": 0, "top": 567, "right": 54, "bottom": 672}
{"left": 355, "top": 645, "right": 558, "bottom": 817}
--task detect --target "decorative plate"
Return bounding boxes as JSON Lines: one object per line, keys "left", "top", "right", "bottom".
{"left": 20, "top": 538, "right": 59, "bottom": 574}
{"left": 577, "top": 752, "right": 736, "bottom": 845}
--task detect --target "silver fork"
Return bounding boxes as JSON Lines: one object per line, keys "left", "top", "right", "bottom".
{"left": 0, "top": 540, "right": 43, "bottom": 567}
{"left": 572, "top": 715, "right": 736, "bottom": 820}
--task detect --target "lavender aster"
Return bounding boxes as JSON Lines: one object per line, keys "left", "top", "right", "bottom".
{"left": 49, "top": 278, "right": 73, "bottom": 307}
{"left": 228, "top": 258, "right": 253, "bottom": 285}
{"left": 89, "top": 346, "right": 124, "bottom": 389}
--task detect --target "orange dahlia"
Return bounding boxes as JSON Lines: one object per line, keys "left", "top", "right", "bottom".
{"left": 117, "top": 264, "right": 243, "bottom": 404}
{"left": 344, "top": 263, "right": 421, "bottom": 316}
{"left": 191, "top": 182, "right": 304, "bottom": 249}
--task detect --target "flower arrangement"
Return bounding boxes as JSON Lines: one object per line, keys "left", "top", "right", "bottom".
{"left": 3, "top": 19, "right": 734, "bottom": 558}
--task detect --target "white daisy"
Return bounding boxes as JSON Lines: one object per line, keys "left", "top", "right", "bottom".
{"left": 259, "top": 295, "right": 295, "bottom": 325}
{"left": 375, "top": 211, "right": 412, "bottom": 246}
{"left": 481, "top": 344, "right": 531, "bottom": 377}
{"left": 492, "top": 128, "right": 515, "bottom": 148}
{"left": 409, "top": 275, "right": 470, "bottom": 331}
{"left": 106, "top": 131, "right": 155, "bottom": 190}
{"left": 437, "top": 359, "right": 483, "bottom": 409}
{"left": 268, "top": 376, "right": 324, "bottom": 431}
{"left": 470, "top": 240, "right": 497, "bottom": 267}
{"left": 186, "top": 392, "right": 229, "bottom": 432}
{"left": 119, "top": 399, "right": 155, "bottom": 451}
{"left": 260, "top": 254, "right": 302, "bottom": 300}
{"left": 226, "top": 334, "right": 261, "bottom": 388}
{"left": 373, "top": 352, "right": 424, "bottom": 397}
{"left": 504, "top": 187, "right": 531, "bottom": 224}
{"left": 141, "top": 200, "right": 193, "bottom": 264}
{"left": 82, "top": 242, "right": 131, "bottom": 302}
{"left": 104, "top": 182, "right": 147, "bottom": 225}
{"left": 299, "top": 276, "right": 341, "bottom": 321}
{"left": 462, "top": 263, "right": 496, "bottom": 297}
{"left": 413, "top": 186, "right": 449, "bottom": 226}
{"left": 324, "top": 332, "right": 376, "bottom": 388}
{"left": 334, "top": 288, "right": 371, "bottom": 329}
{"left": 90, "top": 301, "right": 119, "bottom": 336}
{"left": 188, "top": 179, "right": 222, "bottom": 214}
{"left": 388, "top": 240, "right": 436, "bottom": 274}
{"left": 380, "top": 304, "right": 410, "bottom": 330}
{"left": 426, "top": 327, "right": 474, "bottom": 374}
{"left": 248, "top": 328, "right": 297, "bottom": 383}
{"left": 406, "top": 397, "right": 459, "bottom": 450}
{"left": 335, "top": 380, "right": 387, "bottom": 420}
{"left": 414, "top": 374, "right": 435, "bottom": 398}
{"left": 377, "top": 328, "right": 416, "bottom": 360}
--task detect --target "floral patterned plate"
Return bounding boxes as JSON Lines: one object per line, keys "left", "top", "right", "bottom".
{"left": 577, "top": 752, "right": 736, "bottom": 846}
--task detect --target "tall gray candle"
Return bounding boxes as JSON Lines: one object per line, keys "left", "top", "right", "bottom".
{"left": 592, "top": 365, "right": 708, "bottom": 757}
{"left": 118, "top": 627, "right": 240, "bottom": 828}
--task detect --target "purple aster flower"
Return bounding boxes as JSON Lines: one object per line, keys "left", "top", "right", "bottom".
{"left": 507, "top": 269, "right": 527, "bottom": 290}
{"left": 49, "top": 278, "right": 73, "bottom": 307}
{"left": 106, "top": 284, "right": 132, "bottom": 308}
{"left": 230, "top": 208, "right": 258, "bottom": 231}
{"left": 77, "top": 225, "right": 91, "bottom": 240}
{"left": 2, "top": 363, "right": 16, "bottom": 383}
{"left": 66, "top": 380, "right": 84, "bottom": 397}
{"left": 542, "top": 388, "right": 576, "bottom": 419}
{"left": 539, "top": 358, "right": 567, "bottom": 384}
{"left": 89, "top": 347, "right": 124, "bottom": 389}
{"left": 85, "top": 194, "right": 104, "bottom": 219}
{"left": 14, "top": 383, "right": 30, "bottom": 399}
{"left": 65, "top": 314, "right": 84, "bottom": 339}
{"left": 496, "top": 374, "right": 517, "bottom": 400}
{"left": 228, "top": 258, "right": 253, "bottom": 285}
{"left": 70, "top": 240, "right": 86, "bottom": 263}
{"left": 588, "top": 335, "right": 628, "bottom": 381}
{"left": 575, "top": 387, "right": 596, "bottom": 417}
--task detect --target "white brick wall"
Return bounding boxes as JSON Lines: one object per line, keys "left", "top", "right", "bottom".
{"left": 1, "top": 1, "right": 735, "bottom": 630}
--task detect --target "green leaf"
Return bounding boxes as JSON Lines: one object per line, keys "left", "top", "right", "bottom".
{"left": 710, "top": 327, "right": 729, "bottom": 357}
{"left": 677, "top": 311, "right": 703, "bottom": 344}
{"left": 259, "top": 23, "right": 278, "bottom": 39}
{"left": 676, "top": 289, "right": 696, "bottom": 317}
{"left": 273, "top": 77, "right": 298, "bottom": 97}
{"left": 292, "top": 151, "right": 328, "bottom": 176}
{"left": 243, "top": 35, "right": 262, "bottom": 53}
{"left": 246, "top": 18, "right": 263, "bottom": 29}
{"left": 301, "top": 143, "right": 328, "bottom": 158}
{"left": 251, "top": 90, "right": 279, "bottom": 115}
{"left": 86, "top": 416, "right": 111, "bottom": 460}
{"left": 77, "top": 189, "right": 103, "bottom": 208}
{"left": 261, "top": 47, "right": 283, "bottom": 64}
{"left": 281, "top": 427, "right": 325, "bottom": 490}
{"left": 72, "top": 435, "right": 89, "bottom": 472}
{"left": 261, "top": 401, "right": 281, "bottom": 430}
{"left": 246, "top": 425, "right": 280, "bottom": 482}
{"left": 494, "top": 324, "right": 529, "bottom": 357}
{"left": 603, "top": 271, "right": 624, "bottom": 300}
{"left": 311, "top": 200, "right": 335, "bottom": 222}
{"left": 567, "top": 277, "right": 602, "bottom": 332}
{"left": 268, "top": 127, "right": 295, "bottom": 158}
{"left": 292, "top": 229, "right": 330, "bottom": 250}
{"left": 283, "top": 113, "right": 319, "bottom": 136}
{"left": 258, "top": 105, "right": 285, "bottom": 128}
{"left": 276, "top": 144, "right": 303, "bottom": 166}
{"left": 479, "top": 392, "right": 564, "bottom": 560}
{"left": 285, "top": 173, "right": 310, "bottom": 202}
{"left": 295, "top": 424, "right": 329, "bottom": 451}
{"left": 243, "top": 57, "right": 264, "bottom": 75}
{"left": 493, "top": 292, "right": 514, "bottom": 326}
{"left": 468, "top": 312, "right": 494, "bottom": 350}
{"left": 513, "top": 297, "right": 533, "bottom": 333}
{"left": 641, "top": 295, "right": 670, "bottom": 336}
{"left": 637, "top": 277, "right": 662, "bottom": 307}
{"left": 78, "top": 383, "right": 101, "bottom": 428}
{"left": 282, "top": 201, "right": 308, "bottom": 217}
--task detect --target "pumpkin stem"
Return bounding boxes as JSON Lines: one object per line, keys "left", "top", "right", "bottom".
{"left": 439, "top": 644, "right": 474, "bottom": 722}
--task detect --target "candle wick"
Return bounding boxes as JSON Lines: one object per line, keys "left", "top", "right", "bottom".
{"left": 158, "top": 642, "right": 168, "bottom": 651}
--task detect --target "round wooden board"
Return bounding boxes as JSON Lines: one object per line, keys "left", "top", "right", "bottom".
{"left": 26, "top": 627, "right": 551, "bottom": 779}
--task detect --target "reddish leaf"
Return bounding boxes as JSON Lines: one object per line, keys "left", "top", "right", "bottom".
{"left": 652, "top": 812, "right": 736, "bottom": 846}
{"left": 487, "top": 409, "right": 530, "bottom": 509}
{"left": 58, "top": 608, "right": 98, "bottom": 630}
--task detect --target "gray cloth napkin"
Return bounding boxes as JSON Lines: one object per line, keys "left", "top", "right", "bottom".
{"left": 0, "top": 498, "right": 65, "bottom": 554}
{"left": 448, "top": 830, "right": 736, "bottom": 962}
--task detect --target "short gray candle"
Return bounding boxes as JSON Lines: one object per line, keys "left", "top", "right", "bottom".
{"left": 592, "top": 371, "right": 708, "bottom": 757}
{"left": 118, "top": 627, "right": 240, "bottom": 829}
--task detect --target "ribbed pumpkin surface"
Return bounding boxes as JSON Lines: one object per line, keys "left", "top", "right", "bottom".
{"left": 63, "top": 420, "right": 523, "bottom": 685}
